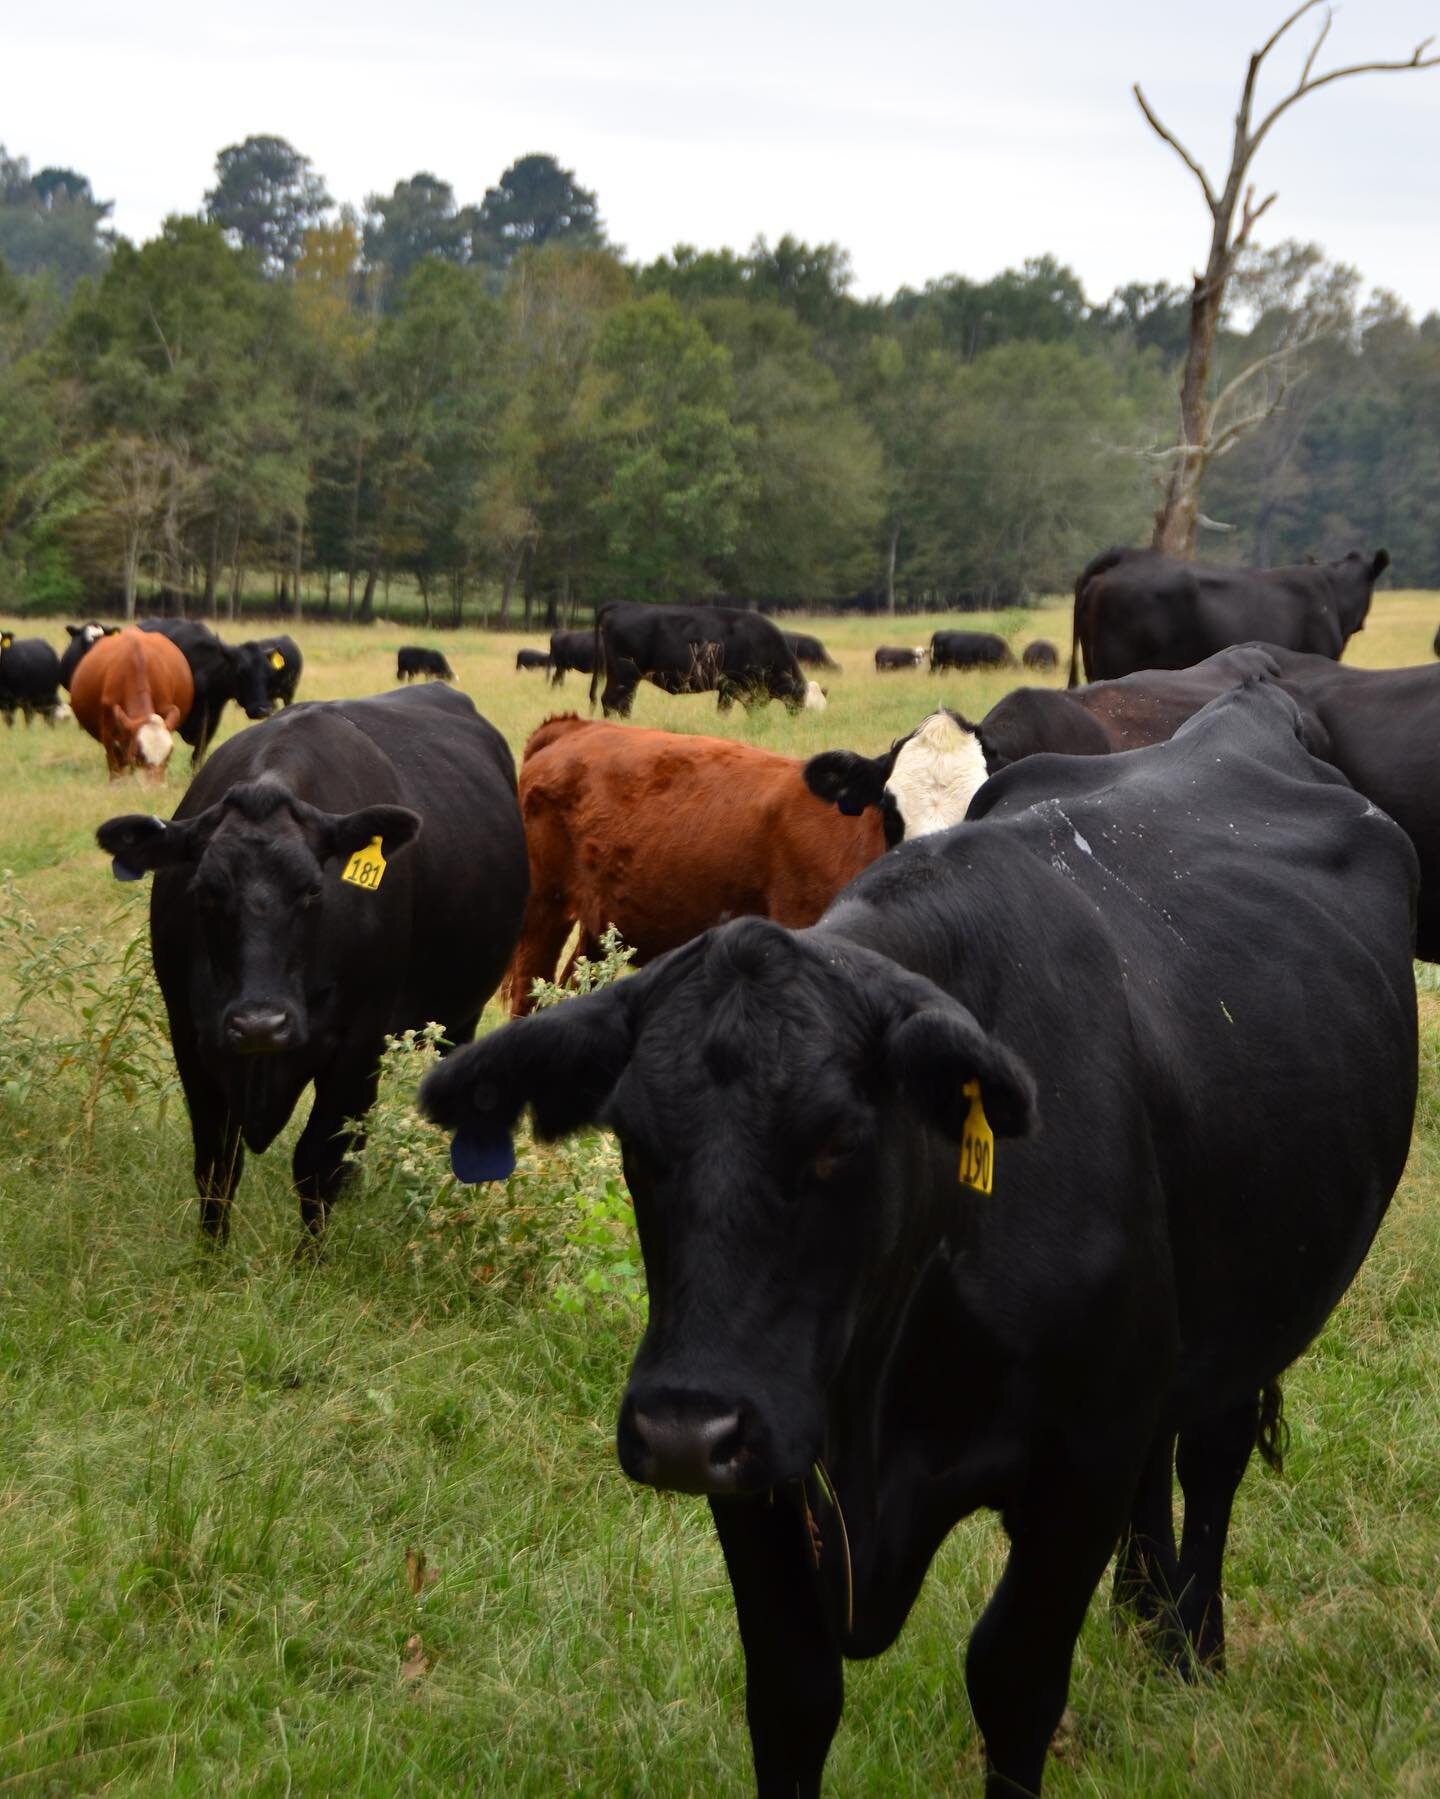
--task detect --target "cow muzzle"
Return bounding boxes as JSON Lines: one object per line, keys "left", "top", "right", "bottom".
{"left": 223, "top": 1003, "right": 301, "bottom": 1055}
{"left": 617, "top": 1389, "right": 763, "bottom": 1496}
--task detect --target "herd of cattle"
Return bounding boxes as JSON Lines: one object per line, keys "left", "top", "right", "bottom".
{"left": 3, "top": 540, "right": 1439, "bottom": 1793}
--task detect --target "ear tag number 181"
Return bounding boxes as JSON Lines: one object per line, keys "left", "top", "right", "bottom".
{"left": 958, "top": 1079, "right": 994, "bottom": 1195}
{"left": 341, "top": 836, "right": 386, "bottom": 892}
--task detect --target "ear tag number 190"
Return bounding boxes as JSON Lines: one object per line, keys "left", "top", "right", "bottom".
{"left": 341, "top": 836, "right": 386, "bottom": 892}
{"left": 958, "top": 1079, "right": 994, "bottom": 1195}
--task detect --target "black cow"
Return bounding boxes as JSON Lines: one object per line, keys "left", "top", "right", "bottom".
{"left": 138, "top": 619, "right": 272, "bottom": 765}
{"left": 782, "top": 631, "right": 839, "bottom": 670}
{"left": 396, "top": 646, "right": 455, "bottom": 682}
{"left": 420, "top": 682, "right": 1418, "bottom": 1796}
{"left": 0, "top": 634, "right": 63, "bottom": 725}
{"left": 930, "top": 629, "right": 1012, "bottom": 671}
{"left": 515, "top": 648, "right": 553, "bottom": 673}
{"left": 1432, "top": 623, "right": 1439, "bottom": 660}
{"left": 591, "top": 602, "right": 811, "bottom": 718}
{"left": 95, "top": 685, "right": 527, "bottom": 1240}
{"left": 58, "top": 622, "right": 119, "bottom": 691}
{"left": 250, "top": 634, "right": 303, "bottom": 707}
{"left": 548, "top": 629, "right": 596, "bottom": 688}
{"left": 1069, "top": 545, "right": 1389, "bottom": 685}
{"left": 874, "top": 645, "right": 926, "bottom": 671}
{"left": 1021, "top": 639, "right": 1059, "bottom": 671}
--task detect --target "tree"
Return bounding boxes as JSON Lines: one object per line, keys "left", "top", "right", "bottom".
{"left": 476, "top": 154, "right": 604, "bottom": 268}
{"left": 205, "top": 136, "right": 332, "bottom": 277}
{"left": 1138, "top": 1, "right": 1440, "bottom": 556}
{"left": 0, "top": 147, "right": 112, "bottom": 292}
{"left": 362, "top": 174, "right": 471, "bottom": 305}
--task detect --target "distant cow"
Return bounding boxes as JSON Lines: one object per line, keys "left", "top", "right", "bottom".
{"left": 1433, "top": 623, "right": 1439, "bottom": 660}
{"left": 1069, "top": 545, "right": 1389, "bottom": 685}
{"left": 71, "top": 627, "right": 194, "bottom": 781}
{"left": 95, "top": 684, "right": 527, "bottom": 1240}
{"left": 782, "top": 630, "right": 839, "bottom": 670}
{"left": 421, "top": 681, "right": 1418, "bottom": 1796}
{"left": 250, "top": 634, "right": 303, "bottom": 707}
{"left": 138, "top": 619, "right": 273, "bottom": 765}
{"left": 0, "top": 634, "right": 63, "bottom": 725}
{"left": 591, "top": 602, "right": 811, "bottom": 718}
{"left": 1021, "top": 639, "right": 1059, "bottom": 671}
{"left": 505, "top": 715, "right": 884, "bottom": 1014}
{"left": 396, "top": 646, "right": 455, "bottom": 682}
{"left": 875, "top": 645, "right": 926, "bottom": 671}
{"left": 548, "top": 629, "right": 596, "bottom": 687}
{"left": 515, "top": 648, "right": 553, "bottom": 673}
{"left": 930, "top": 629, "right": 1012, "bottom": 671}
{"left": 58, "top": 622, "right": 119, "bottom": 692}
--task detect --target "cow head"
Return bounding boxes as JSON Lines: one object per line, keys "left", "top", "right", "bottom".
{"left": 109, "top": 702, "right": 182, "bottom": 782}
{"left": 1333, "top": 548, "right": 1390, "bottom": 639}
{"left": 97, "top": 783, "right": 420, "bottom": 1083}
{"left": 804, "top": 710, "right": 991, "bottom": 847}
{"left": 420, "top": 916, "right": 1036, "bottom": 1496}
{"left": 228, "top": 642, "right": 279, "bottom": 719}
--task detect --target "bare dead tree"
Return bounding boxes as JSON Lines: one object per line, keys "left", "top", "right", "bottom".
{"left": 1139, "top": 1, "right": 1438, "bottom": 556}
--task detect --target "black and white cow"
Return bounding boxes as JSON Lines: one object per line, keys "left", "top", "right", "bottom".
{"left": 874, "top": 645, "right": 926, "bottom": 672}
{"left": 58, "top": 622, "right": 119, "bottom": 692}
{"left": 396, "top": 645, "right": 456, "bottom": 682}
{"left": 0, "top": 633, "right": 64, "bottom": 724}
{"left": 420, "top": 681, "right": 1418, "bottom": 1796}
{"left": 96, "top": 684, "right": 527, "bottom": 1240}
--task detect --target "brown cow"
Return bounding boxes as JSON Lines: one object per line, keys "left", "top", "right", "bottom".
{"left": 505, "top": 714, "right": 885, "bottom": 1015}
{"left": 70, "top": 627, "right": 194, "bottom": 782}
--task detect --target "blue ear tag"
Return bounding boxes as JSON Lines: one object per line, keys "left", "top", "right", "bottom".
{"left": 450, "top": 1129, "right": 516, "bottom": 1184}
{"left": 111, "top": 858, "right": 146, "bottom": 882}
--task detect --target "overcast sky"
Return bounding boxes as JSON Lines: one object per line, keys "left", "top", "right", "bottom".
{"left": 5, "top": 0, "right": 1439, "bottom": 314}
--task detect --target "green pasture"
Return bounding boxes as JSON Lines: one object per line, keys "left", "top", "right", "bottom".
{"left": 1, "top": 596, "right": 1438, "bottom": 1793}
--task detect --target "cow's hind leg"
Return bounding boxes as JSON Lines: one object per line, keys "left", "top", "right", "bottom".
{"left": 710, "top": 1491, "right": 843, "bottom": 1799}
{"left": 1112, "top": 1428, "right": 1183, "bottom": 1650}
{"left": 1172, "top": 1393, "right": 1263, "bottom": 1674}
{"left": 505, "top": 895, "right": 579, "bottom": 1016}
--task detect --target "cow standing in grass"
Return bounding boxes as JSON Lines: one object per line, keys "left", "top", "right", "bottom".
{"left": 71, "top": 628, "right": 193, "bottom": 781}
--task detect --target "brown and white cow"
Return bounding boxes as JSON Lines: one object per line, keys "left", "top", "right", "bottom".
{"left": 504, "top": 714, "right": 884, "bottom": 1014}
{"left": 70, "top": 627, "right": 194, "bottom": 782}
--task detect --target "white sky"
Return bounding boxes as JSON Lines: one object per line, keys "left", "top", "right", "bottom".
{"left": 4, "top": 0, "right": 1439, "bottom": 314}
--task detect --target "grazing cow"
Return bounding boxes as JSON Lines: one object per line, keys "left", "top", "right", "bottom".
{"left": 1069, "top": 545, "right": 1389, "bottom": 685}
{"left": 250, "top": 634, "right": 303, "bottom": 707}
{"left": 783, "top": 630, "right": 840, "bottom": 670}
{"left": 58, "top": 622, "right": 119, "bottom": 691}
{"left": 930, "top": 629, "right": 1012, "bottom": 671}
{"left": 548, "top": 629, "right": 596, "bottom": 687}
{"left": 94, "top": 685, "right": 527, "bottom": 1239}
{"left": 396, "top": 645, "right": 455, "bottom": 682}
{"left": 591, "top": 602, "right": 810, "bottom": 718}
{"left": 515, "top": 648, "right": 553, "bottom": 673}
{"left": 138, "top": 619, "right": 274, "bottom": 765}
{"left": 420, "top": 682, "right": 1418, "bottom": 1797}
{"left": 505, "top": 715, "right": 884, "bottom": 1014}
{"left": 0, "top": 634, "right": 63, "bottom": 725}
{"left": 1433, "top": 623, "right": 1439, "bottom": 660}
{"left": 1021, "top": 639, "right": 1059, "bottom": 671}
{"left": 70, "top": 627, "right": 194, "bottom": 781}
{"left": 875, "top": 645, "right": 926, "bottom": 671}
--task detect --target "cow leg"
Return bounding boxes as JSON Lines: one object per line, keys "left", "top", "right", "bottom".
{"left": 1172, "top": 1397, "right": 1258, "bottom": 1674}
{"left": 175, "top": 1039, "right": 244, "bottom": 1240}
{"left": 292, "top": 1060, "right": 381, "bottom": 1240}
{"left": 1112, "top": 1428, "right": 1180, "bottom": 1636}
{"left": 506, "top": 896, "right": 577, "bottom": 1016}
{"left": 966, "top": 1484, "right": 1128, "bottom": 1798}
{"left": 710, "top": 1492, "right": 843, "bottom": 1798}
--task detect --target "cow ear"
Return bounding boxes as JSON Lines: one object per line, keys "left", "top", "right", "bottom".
{"left": 1371, "top": 549, "right": 1391, "bottom": 579}
{"left": 418, "top": 984, "right": 634, "bottom": 1180}
{"left": 804, "top": 748, "right": 888, "bottom": 816}
{"left": 96, "top": 809, "right": 215, "bottom": 876}
{"left": 66, "top": 625, "right": 81, "bottom": 639}
{"left": 320, "top": 805, "right": 422, "bottom": 863}
{"left": 885, "top": 984, "right": 1036, "bottom": 1141}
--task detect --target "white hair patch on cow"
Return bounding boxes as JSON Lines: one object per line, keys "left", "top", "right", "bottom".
{"left": 803, "top": 680, "right": 828, "bottom": 712}
{"left": 136, "top": 714, "right": 173, "bottom": 769}
{"left": 884, "top": 710, "right": 989, "bottom": 840}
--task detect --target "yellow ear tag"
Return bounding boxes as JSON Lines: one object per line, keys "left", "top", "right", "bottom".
{"left": 958, "top": 1079, "right": 994, "bottom": 1195}
{"left": 269, "top": 649, "right": 285, "bottom": 671}
{"left": 341, "top": 836, "right": 386, "bottom": 892}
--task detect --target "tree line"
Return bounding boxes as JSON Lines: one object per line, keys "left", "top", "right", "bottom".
{"left": 1, "top": 135, "right": 1437, "bottom": 626}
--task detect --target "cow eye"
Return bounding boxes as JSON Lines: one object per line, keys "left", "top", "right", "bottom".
{"left": 811, "top": 1133, "right": 862, "bottom": 1184}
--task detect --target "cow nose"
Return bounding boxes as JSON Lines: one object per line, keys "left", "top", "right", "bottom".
{"left": 225, "top": 1006, "right": 296, "bottom": 1054}
{"left": 619, "top": 1394, "right": 750, "bottom": 1495}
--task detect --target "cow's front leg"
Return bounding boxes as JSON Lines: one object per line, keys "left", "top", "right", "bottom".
{"left": 292, "top": 1059, "right": 381, "bottom": 1241}
{"left": 710, "top": 1491, "right": 843, "bottom": 1799}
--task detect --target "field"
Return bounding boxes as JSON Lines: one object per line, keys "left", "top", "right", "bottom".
{"left": 1, "top": 594, "right": 1438, "bottom": 1795}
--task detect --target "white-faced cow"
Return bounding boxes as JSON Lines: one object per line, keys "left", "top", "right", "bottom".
{"left": 590, "top": 602, "right": 813, "bottom": 718}
{"left": 1068, "top": 545, "right": 1389, "bottom": 685}
{"left": 874, "top": 645, "right": 926, "bottom": 671}
{"left": 138, "top": 618, "right": 275, "bottom": 765}
{"left": 421, "top": 682, "right": 1418, "bottom": 1795}
{"left": 96, "top": 684, "right": 527, "bottom": 1241}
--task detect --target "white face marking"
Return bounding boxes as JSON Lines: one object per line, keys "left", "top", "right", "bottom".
{"left": 884, "top": 711, "right": 990, "bottom": 840}
{"left": 135, "top": 715, "right": 173, "bottom": 769}
{"left": 803, "top": 680, "right": 828, "bottom": 711}
{"left": 83, "top": 625, "right": 104, "bottom": 646}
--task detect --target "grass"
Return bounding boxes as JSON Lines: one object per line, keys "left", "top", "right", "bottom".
{"left": 0, "top": 593, "right": 1438, "bottom": 1793}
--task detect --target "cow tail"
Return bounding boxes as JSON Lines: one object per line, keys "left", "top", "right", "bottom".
{"left": 1255, "top": 1378, "right": 1289, "bottom": 1475}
